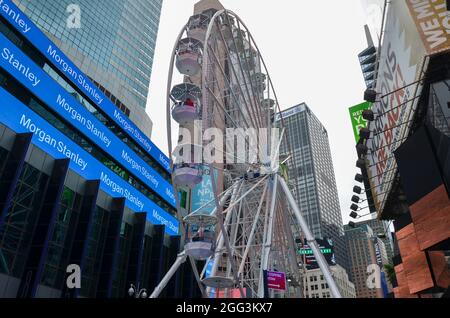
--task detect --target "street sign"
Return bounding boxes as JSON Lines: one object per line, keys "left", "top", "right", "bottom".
{"left": 266, "top": 271, "right": 286, "bottom": 291}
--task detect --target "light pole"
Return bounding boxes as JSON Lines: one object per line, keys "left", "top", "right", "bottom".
{"left": 128, "top": 283, "right": 148, "bottom": 298}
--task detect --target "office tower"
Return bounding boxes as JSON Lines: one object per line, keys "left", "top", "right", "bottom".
{"left": 344, "top": 224, "right": 388, "bottom": 298}
{"left": 357, "top": 25, "right": 377, "bottom": 89}
{"left": 13, "top": 0, "right": 163, "bottom": 137}
{"left": 354, "top": 218, "right": 394, "bottom": 263}
{"left": 0, "top": 1, "right": 201, "bottom": 298}
{"left": 275, "top": 104, "right": 346, "bottom": 268}
{"left": 304, "top": 264, "right": 356, "bottom": 298}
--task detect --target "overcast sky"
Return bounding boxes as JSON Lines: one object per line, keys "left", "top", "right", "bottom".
{"left": 146, "top": 0, "right": 372, "bottom": 226}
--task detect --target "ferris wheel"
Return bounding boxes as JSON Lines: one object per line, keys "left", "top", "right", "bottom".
{"left": 150, "top": 8, "right": 342, "bottom": 299}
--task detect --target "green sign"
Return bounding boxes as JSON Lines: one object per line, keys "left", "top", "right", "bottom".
{"left": 298, "top": 248, "right": 332, "bottom": 255}
{"left": 349, "top": 102, "right": 372, "bottom": 143}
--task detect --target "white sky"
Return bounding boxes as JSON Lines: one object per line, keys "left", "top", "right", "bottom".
{"left": 146, "top": 0, "right": 373, "bottom": 226}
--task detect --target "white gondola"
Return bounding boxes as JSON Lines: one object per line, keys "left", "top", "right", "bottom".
{"left": 173, "top": 164, "right": 203, "bottom": 188}
{"left": 219, "top": 14, "right": 235, "bottom": 41}
{"left": 261, "top": 98, "right": 275, "bottom": 110}
{"left": 184, "top": 211, "right": 216, "bottom": 260}
{"left": 172, "top": 143, "right": 203, "bottom": 188}
{"left": 170, "top": 83, "right": 202, "bottom": 125}
{"left": 187, "top": 13, "right": 210, "bottom": 42}
{"left": 202, "top": 276, "right": 235, "bottom": 289}
{"left": 184, "top": 213, "right": 217, "bottom": 227}
{"left": 175, "top": 38, "right": 203, "bottom": 76}
{"left": 228, "top": 29, "right": 246, "bottom": 52}
{"left": 253, "top": 72, "right": 267, "bottom": 93}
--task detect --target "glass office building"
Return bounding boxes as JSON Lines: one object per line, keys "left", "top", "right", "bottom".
{"left": 0, "top": 1, "right": 199, "bottom": 298}
{"left": 276, "top": 104, "right": 346, "bottom": 267}
{"left": 12, "top": 0, "right": 163, "bottom": 137}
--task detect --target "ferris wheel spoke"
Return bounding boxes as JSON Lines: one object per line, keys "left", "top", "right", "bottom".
{"left": 205, "top": 41, "right": 256, "bottom": 130}
{"left": 211, "top": 17, "right": 261, "bottom": 130}
{"left": 233, "top": 20, "right": 265, "bottom": 128}
{"left": 223, "top": 15, "right": 263, "bottom": 129}
{"left": 203, "top": 85, "right": 261, "bottom": 162}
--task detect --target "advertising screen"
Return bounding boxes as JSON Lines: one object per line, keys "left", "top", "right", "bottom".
{"left": 191, "top": 166, "right": 218, "bottom": 214}
{"left": 297, "top": 238, "right": 336, "bottom": 270}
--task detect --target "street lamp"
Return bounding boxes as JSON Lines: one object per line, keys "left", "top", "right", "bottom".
{"left": 128, "top": 283, "right": 148, "bottom": 298}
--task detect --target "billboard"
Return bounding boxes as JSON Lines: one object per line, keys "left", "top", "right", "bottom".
{"left": 349, "top": 102, "right": 372, "bottom": 143}
{"left": 266, "top": 271, "right": 286, "bottom": 291}
{"left": 297, "top": 238, "right": 336, "bottom": 270}
{"left": 191, "top": 166, "right": 218, "bottom": 214}
{"left": 365, "top": 0, "right": 429, "bottom": 214}
{"left": 406, "top": 0, "right": 450, "bottom": 55}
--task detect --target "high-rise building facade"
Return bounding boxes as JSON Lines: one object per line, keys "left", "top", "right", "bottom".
{"left": 12, "top": 0, "right": 163, "bottom": 137}
{"left": 357, "top": 25, "right": 377, "bottom": 89}
{"left": 275, "top": 104, "right": 346, "bottom": 267}
{"left": 344, "top": 224, "right": 387, "bottom": 298}
{"left": 353, "top": 218, "right": 394, "bottom": 264}
{"left": 304, "top": 264, "right": 356, "bottom": 299}
{"left": 0, "top": 0, "right": 202, "bottom": 298}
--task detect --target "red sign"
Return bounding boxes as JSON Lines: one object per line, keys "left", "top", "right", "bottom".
{"left": 266, "top": 271, "right": 286, "bottom": 291}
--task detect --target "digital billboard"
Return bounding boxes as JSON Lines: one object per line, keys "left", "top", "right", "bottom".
{"left": 297, "top": 238, "right": 336, "bottom": 270}
{"left": 0, "top": 87, "right": 179, "bottom": 235}
{"left": 0, "top": 0, "right": 172, "bottom": 173}
{"left": 0, "top": 31, "right": 176, "bottom": 208}
{"left": 191, "top": 165, "right": 218, "bottom": 214}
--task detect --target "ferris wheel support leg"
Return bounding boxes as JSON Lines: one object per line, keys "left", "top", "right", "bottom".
{"left": 188, "top": 256, "right": 208, "bottom": 298}
{"left": 205, "top": 181, "right": 242, "bottom": 296}
{"left": 149, "top": 251, "right": 188, "bottom": 298}
{"left": 238, "top": 180, "right": 269, "bottom": 275}
{"left": 278, "top": 177, "right": 342, "bottom": 299}
{"left": 258, "top": 175, "right": 278, "bottom": 298}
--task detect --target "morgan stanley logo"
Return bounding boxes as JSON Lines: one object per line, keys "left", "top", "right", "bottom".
{"left": 173, "top": 121, "right": 281, "bottom": 172}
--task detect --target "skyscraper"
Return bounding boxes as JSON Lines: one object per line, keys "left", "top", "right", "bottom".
{"left": 12, "top": 0, "right": 163, "bottom": 137}
{"left": 344, "top": 224, "right": 388, "bottom": 298}
{"left": 303, "top": 264, "right": 356, "bottom": 298}
{"left": 353, "top": 218, "right": 394, "bottom": 264}
{"left": 0, "top": 0, "right": 200, "bottom": 298}
{"left": 275, "top": 104, "right": 346, "bottom": 268}
{"left": 357, "top": 25, "right": 377, "bottom": 89}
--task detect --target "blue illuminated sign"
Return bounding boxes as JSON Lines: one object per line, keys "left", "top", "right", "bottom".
{"left": 0, "top": 87, "right": 179, "bottom": 236}
{"left": 0, "top": 32, "right": 176, "bottom": 208}
{"left": 0, "top": 0, "right": 171, "bottom": 173}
